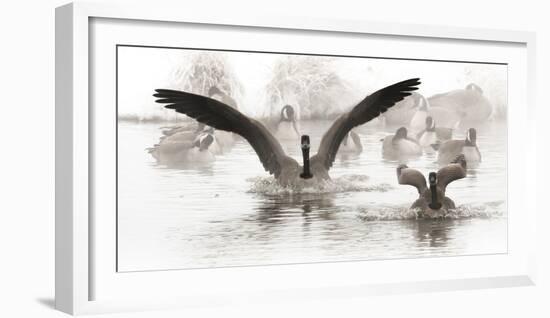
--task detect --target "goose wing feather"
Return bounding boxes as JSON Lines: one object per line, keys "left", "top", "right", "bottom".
{"left": 396, "top": 164, "right": 427, "bottom": 193}
{"left": 437, "top": 154, "right": 467, "bottom": 190}
{"left": 311, "top": 78, "right": 421, "bottom": 169}
{"left": 154, "top": 89, "right": 293, "bottom": 177}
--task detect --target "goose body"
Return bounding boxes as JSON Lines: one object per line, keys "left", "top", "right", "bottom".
{"left": 461, "top": 146, "right": 481, "bottom": 163}
{"left": 154, "top": 78, "right": 421, "bottom": 187}
{"left": 397, "top": 155, "right": 467, "bottom": 218}
{"left": 382, "top": 127, "right": 422, "bottom": 160}
{"left": 148, "top": 130, "right": 216, "bottom": 165}
{"left": 436, "top": 128, "right": 481, "bottom": 165}
{"left": 428, "top": 83, "right": 492, "bottom": 126}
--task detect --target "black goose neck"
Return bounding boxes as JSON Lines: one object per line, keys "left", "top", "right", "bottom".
{"left": 428, "top": 172, "right": 442, "bottom": 210}
{"left": 300, "top": 135, "right": 313, "bottom": 179}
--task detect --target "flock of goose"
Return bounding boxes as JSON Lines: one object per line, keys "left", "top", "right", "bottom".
{"left": 149, "top": 78, "right": 492, "bottom": 219}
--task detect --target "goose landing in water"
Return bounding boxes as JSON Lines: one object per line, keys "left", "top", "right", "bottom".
{"left": 154, "top": 78, "right": 421, "bottom": 187}
{"left": 397, "top": 155, "right": 467, "bottom": 219}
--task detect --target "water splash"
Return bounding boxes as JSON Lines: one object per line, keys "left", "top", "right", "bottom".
{"left": 445, "top": 201, "right": 506, "bottom": 219}
{"left": 358, "top": 201, "right": 506, "bottom": 221}
{"left": 358, "top": 206, "right": 419, "bottom": 221}
{"left": 246, "top": 174, "right": 393, "bottom": 195}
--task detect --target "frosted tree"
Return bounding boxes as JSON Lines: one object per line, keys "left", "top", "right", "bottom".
{"left": 263, "top": 56, "right": 356, "bottom": 120}
{"left": 153, "top": 52, "right": 245, "bottom": 122}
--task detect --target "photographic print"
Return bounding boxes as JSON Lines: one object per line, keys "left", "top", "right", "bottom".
{"left": 116, "top": 45, "right": 507, "bottom": 272}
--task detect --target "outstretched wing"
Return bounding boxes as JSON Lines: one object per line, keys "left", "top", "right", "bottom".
{"left": 437, "top": 154, "right": 467, "bottom": 191}
{"left": 311, "top": 78, "right": 421, "bottom": 169}
{"left": 153, "top": 89, "right": 293, "bottom": 177}
{"left": 396, "top": 164, "right": 427, "bottom": 194}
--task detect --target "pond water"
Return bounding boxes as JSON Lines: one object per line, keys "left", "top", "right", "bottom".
{"left": 117, "top": 119, "right": 507, "bottom": 272}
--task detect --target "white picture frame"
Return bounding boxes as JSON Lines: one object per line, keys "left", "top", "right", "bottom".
{"left": 56, "top": 1, "right": 537, "bottom": 315}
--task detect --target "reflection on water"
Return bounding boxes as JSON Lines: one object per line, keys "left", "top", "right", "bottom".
{"left": 117, "top": 120, "right": 507, "bottom": 271}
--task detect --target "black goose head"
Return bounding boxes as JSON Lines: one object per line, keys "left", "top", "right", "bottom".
{"left": 465, "top": 128, "right": 477, "bottom": 146}
{"left": 281, "top": 105, "right": 295, "bottom": 122}
{"left": 300, "top": 135, "right": 313, "bottom": 179}
{"left": 195, "top": 133, "right": 214, "bottom": 152}
{"left": 395, "top": 127, "right": 408, "bottom": 140}
{"left": 425, "top": 116, "right": 436, "bottom": 131}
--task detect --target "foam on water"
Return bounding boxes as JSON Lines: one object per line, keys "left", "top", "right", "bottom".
{"left": 358, "top": 201, "right": 506, "bottom": 221}
{"left": 246, "top": 174, "right": 394, "bottom": 195}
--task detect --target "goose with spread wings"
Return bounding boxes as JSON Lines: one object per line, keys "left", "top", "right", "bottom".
{"left": 397, "top": 154, "right": 467, "bottom": 218}
{"left": 153, "top": 78, "right": 421, "bottom": 187}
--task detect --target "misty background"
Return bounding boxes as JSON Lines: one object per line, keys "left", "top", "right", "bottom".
{"left": 117, "top": 46, "right": 507, "bottom": 122}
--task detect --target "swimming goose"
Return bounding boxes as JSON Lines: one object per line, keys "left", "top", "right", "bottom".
{"left": 416, "top": 116, "right": 453, "bottom": 148}
{"left": 154, "top": 78, "right": 421, "bottom": 187}
{"left": 397, "top": 154, "right": 467, "bottom": 218}
{"left": 381, "top": 127, "right": 422, "bottom": 160}
{"left": 154, "top": 124, "right": 223, "bottom": 154}
{"left": 428, "top": 83, "right": 492, "bottom": 126}
{"left": 148, "top": 129, "right": 216, "bottom": 165}
{"left": 198, "top": 127, "right": 223, "bottom": 154}
{"left": 275, "top": 105, "right": 301, "bottom": 140}
{"left": 338, "top": 130, "right": 363, "bottom": 154}
{"left": 435, "top": 128, "right": 481, "bottom": 165}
